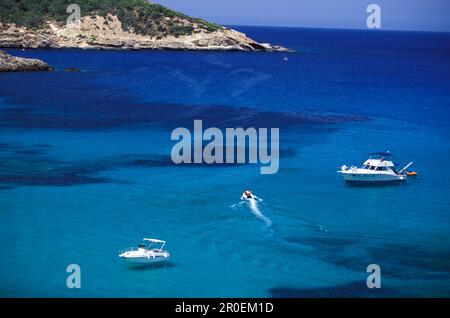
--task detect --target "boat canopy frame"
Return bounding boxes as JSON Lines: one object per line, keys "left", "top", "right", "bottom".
{"left": 143, "top": 238, "right": 166, "bottom": 251}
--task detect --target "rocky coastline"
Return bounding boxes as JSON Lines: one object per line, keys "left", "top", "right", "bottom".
{"left": 0, "top": 50, "right": 52, "bottom": 72}
{"left": 0, "top": 15, "right": 291, "bottom": 52}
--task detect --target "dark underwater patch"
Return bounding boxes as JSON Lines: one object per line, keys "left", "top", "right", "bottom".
{"left": 3, "top": 153, "right": 177, "bottom": 187}
{"left": 0, "top": 142, "right": 54, "bottom": 157}
{"left": 0, "top": 136, "right": 298, "bottom": 188}
{"left": 13, "top": 148, "right": 48, "bottom": 156}
{"left": 282, "top": 235, "right": 360, "bottom": 259}
{"left": 126, "top": 262, "right": 176, "bottom": 271}
{"left": 33, "top": 144, "right": 53, "bottom": 148}
{"left": 1, "top": 102, "right": 367, "bottom": 131}
{"left": 287, "top": 236, "right": 357, "bottom": 253}
{"left": 2, "top": 107, "right": 35, "bottom": 113}
{"left": 268, "top": 281, "right": 400, "bottom": 298}
{"left": 282, "top": 235, "right": 369, "bottom": 273}
{"left": 2, "top": 143, "right": 283, "bottom": 188}
{"left": 367, "top": 244, "right": 450, "bottom": 280}
{"left": 0, "top": 142, "right": 21, "bottom": 151}
{"left": 121, "top": 154, "right": 176, "bottom": 168}
{"left": 0, "top": 145, "right": 111, "bottom": 187}
{"left": 0, "top": 173, "right": 109, "bottom": 187}
{"left": 282, "top": 234, "right": 450, "bottom": 280}
{"left": 0, "top": 78, "right": 368, "bottom": 132}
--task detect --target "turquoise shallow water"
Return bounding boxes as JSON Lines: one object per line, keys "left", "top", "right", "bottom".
{"left": 0, "top": 27, "right": 449, "bottom": 297}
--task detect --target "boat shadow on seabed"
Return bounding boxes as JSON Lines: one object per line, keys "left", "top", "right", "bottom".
{"left": 345, "top": 181, "right": 404, "bottom": 188}
{"left": 126, "top": 261, "right": 176, "bottom": 271}
{"left": 344, "top": 178, "right": 417, "bottom": 188}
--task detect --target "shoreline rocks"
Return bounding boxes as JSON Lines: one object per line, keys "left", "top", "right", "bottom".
{"left": 0, "top": 50, "right": 52, "bottom": 72}
{"left": 0, "top": 15, "right": 292, "bottom": 52}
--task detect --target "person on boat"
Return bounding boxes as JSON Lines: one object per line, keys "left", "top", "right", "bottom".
{"left": 243, "top": 190, "right": 253, "bottom": 199}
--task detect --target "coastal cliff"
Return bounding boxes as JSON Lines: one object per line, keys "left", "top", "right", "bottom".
{"left": 0, "top": 1, "right": 289, "bottom": 52}
{"left": 0, "top": 50, "right": 51, "bottom": 72}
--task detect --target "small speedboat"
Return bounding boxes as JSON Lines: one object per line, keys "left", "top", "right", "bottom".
{"left": 338, "top": 152, "right": 413, "bottom": 183}
{"left": 242, "top": 190, "right": 254, "bottom": 200}
{"left": 119, "top": 238, "right": 170, "bottom": 264}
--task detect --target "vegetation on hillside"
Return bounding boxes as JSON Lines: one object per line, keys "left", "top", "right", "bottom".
{"left": 0, "top": 0, "right": 223, "bottom": 36}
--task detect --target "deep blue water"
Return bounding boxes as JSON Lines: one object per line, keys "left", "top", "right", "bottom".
{"left": 0, "top": 27, "right": 449, "bottom": 297}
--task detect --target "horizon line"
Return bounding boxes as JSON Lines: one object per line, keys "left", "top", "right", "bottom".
{"left": 222, "top": 24, "right": 450, "bottom": 34}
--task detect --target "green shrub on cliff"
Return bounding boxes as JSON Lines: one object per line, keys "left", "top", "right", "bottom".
{"left": 0, "top": 0, "right": 222, "bottom": 36}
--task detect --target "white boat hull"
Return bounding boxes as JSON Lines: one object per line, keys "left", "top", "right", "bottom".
{"left": 121, "top": 256, "right": 170, "bottom": 264}
{"left": 339, "top": 171, "right": 406, "bottom": 182}
{"left": 119, "top": 249, "right": 170, "bottom": 264}
{"left": 338, "top": 153, "right": 412, "bottom": 183}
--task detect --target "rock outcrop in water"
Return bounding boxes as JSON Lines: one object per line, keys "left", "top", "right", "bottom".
{"left": 0, "top": 0, "right": 291, "bottom": 52}
{"left": 0, "top": 50, "right": 52, "bottom": 72}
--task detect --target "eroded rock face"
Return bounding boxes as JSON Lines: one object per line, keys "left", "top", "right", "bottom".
{"left": 0, "top": 50, "right": 52, "bottom": 72}
{"left": 0, "top": 15, "right": 291, "bottom": 52}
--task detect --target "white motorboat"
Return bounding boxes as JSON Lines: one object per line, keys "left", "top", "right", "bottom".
{"left": 119, "top": 238, "right": 170, "bottom": 264}
{"left": 338, "top": 152, "right": 413, "bottom": 183}
{"left": 241, "top": 190, "right": 254, "bottom": 200}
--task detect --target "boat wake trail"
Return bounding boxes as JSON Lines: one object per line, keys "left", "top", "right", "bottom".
{"left": 248, "top": 197, "right": 272, "bottom": 227}
{"left": 231, "top": 196, "right": 272, "bottom": 227}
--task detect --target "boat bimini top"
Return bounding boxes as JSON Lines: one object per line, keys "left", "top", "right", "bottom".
{"left": 143, "top": 238, "right": 166, "bottom": 252}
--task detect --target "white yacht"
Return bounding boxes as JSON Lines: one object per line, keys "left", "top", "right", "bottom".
{"left": 119, "top": 238, "right": 170, "bottom": 264}
{"left": 338, "top": 152, "right": 413, "bottom": 183}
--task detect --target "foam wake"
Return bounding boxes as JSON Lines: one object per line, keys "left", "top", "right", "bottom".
{"left": 231, "top": 196, "right": 272, "bottom": 227}
{"left": 248, "top": 197, "right": 272, "bottom": 227}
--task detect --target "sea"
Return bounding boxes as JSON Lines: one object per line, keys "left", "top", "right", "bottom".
{"left": 0, "top": 26, "right": 449, "bottom": 297}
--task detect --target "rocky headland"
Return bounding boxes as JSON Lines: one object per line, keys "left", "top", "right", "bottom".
{"left": 0, "top": 1, "right": 291, "bottom": 52}
{"left": 0, "top": 50, "right": 52, "bottom": 72}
